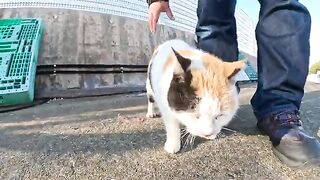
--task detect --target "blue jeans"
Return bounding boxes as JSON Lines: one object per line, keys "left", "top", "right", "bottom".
{"left": 196, "top": 0, "right": 311, "bottom": 120}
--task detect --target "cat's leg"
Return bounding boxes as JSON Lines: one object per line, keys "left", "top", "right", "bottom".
{"left": 146, "top": 94, "right": 160, "bottom": 118}
{"left": 163, "top": 113, "right": 181, "bottom": 153}
{"left": 146, "top": 77, "right": 160, "bottom": 118}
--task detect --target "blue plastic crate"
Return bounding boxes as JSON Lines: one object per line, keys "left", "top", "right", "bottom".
{"left": 0, "top": 18, "right": 43, "bottom": 105}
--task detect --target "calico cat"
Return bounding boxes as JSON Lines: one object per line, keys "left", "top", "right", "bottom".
{"left": 146, "top": 39, "right": 246, "bottom": 154}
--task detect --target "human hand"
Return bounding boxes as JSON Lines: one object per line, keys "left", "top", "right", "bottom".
{"left": 148, "top": 1, "right": 174, "bottom": 33}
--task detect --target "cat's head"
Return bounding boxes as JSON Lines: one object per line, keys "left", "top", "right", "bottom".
{"left": 167, "top": 48, "right": 246, "bottom": 139}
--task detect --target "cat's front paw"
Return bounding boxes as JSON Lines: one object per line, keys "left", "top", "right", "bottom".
{"left": 164, "top": 140, "right": 181, "bottom": 154}
{"left": 146, "top": 112, "right": 161, "bottom": 118}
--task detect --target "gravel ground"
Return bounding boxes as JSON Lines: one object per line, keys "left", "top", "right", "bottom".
{"left": 0, "top": 83, "right": 320, "bottom": 179}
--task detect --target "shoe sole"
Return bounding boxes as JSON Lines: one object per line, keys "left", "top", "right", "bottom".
{"left": 257, "top": 125, "right": 320, "bottom": 168}
{"left": 272, "top": 146, "right": 320, "bottom": 168}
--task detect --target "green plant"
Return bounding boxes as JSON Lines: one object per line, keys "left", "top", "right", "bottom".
{"left": 309, "top": 61, "right": 320, "bottom": 74}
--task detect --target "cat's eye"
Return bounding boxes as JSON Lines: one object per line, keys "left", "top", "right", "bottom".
{"left": 214, "top": 114, "right": 223, "bottom": 120}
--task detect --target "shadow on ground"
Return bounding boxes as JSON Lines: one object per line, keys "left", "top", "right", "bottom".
{"left": 0, "top": 128, "right": 165, "bottom": 155}
{"left": 0, "top": 85, "right": 319, "bottom": 179}
{"left": 0, "top": 90, "right": 319, "bottom": 154}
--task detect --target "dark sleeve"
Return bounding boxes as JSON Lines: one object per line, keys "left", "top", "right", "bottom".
{"left": 146, "top": 0, "right": 169, "bottom": 7}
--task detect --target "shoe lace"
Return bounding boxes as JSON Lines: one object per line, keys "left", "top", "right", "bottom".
{"left": 273, "top": 110, "right": 302, "bottom": 127}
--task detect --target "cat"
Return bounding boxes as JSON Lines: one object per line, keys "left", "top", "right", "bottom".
{"left": 146, "top": 39, "right": 246, "bottom": 154}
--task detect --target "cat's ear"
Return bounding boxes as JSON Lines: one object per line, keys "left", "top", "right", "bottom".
{"left": 224, "top": 60, "right": 247, "bottom": 80}
{"left": 172, "top": 48, "right": 191, "bottom": 72}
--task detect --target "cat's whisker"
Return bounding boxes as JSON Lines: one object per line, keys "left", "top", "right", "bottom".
{"left": 181, "top": 130, "right": 189, "bottom": 139}
{"left": 222, "top": 127, "right": 237, "bottom": 133}
{"left": 216, "top": 132, "right": 220, "bottom": 139}
{"left": 181, "top": 132, "right": 189, "bottom": 139}
{"left": 234, "top": 114, "right": 246, "bottom": 122}
{"left": 180, "top": 129, "right": 187, "bottom": 135}
{"left": 183, "top": 138, "right": 188, "bottom": 149}
{"left": 187, "top": 134, "right": 192, "bottom": 145}
{"left": 188, "top": 135, "right": 192, "bottom": 146}
{"left": 217, "top": 131, "right": 226, "bottom": 139}
{"left": 183, "top": 134, "right": 192, "bottom": 149}
{"left": 190, "top": 135, "right": 196, "bottom": 148}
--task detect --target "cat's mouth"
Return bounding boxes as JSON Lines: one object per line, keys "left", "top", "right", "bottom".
{"left": 201, "top": 133, "right": 217, "bottom": 140}
{"left": 185, "top": 127, "right": 218, "bottom": 140}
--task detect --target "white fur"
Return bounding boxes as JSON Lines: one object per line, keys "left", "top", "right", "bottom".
{"left": 146, "top": 39, "right": 240, "bottom": 154}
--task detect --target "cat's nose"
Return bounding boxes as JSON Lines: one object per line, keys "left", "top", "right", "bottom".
{"left": 203, "top": 133, "right": 214, "bottom": 137}
{"left": 201, "top": 126, "right": 215, "bottom": 136}
{"left": 203, "top": 133, "right": 216, "bottom": 139}
{"left": 202, "top": 132, "right": 216, "bottom": 139}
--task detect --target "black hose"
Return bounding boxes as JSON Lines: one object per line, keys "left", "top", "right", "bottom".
{"left": 38, "top": 64, "right": 148, "bottom": 68}
{"left": 36, "top": 64, "right": 148, "bottom": 74}
{"left": 0, "top": 99, "right": 50, "bottom": 113}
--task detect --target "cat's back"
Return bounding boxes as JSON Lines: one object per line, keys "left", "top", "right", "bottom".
{"left": 155, "top": 39, "right": 192, "bottom": 55}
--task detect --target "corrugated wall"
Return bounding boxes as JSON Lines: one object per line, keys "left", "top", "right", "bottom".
{"left": 0, "top": 0, "right": 257, "bottom": 56}
{"left": 0, "top": 0, "right": 198, "bottom": 33}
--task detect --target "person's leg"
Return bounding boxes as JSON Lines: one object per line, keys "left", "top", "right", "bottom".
{"left": 252, "top": 0, "right": 310, "bottom": 120}
{"left": 196, "top": 0, "right": 240, "bottom": 92}
{"left": 253, "top": 0, "right": 320, "bottom": 167}
{"left": 196, "top": 0, "right": 238, "bottom": 62}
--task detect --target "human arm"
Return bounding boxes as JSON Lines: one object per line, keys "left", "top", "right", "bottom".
{"left": 147, "top": 0, "right": 174, "bottom": 32}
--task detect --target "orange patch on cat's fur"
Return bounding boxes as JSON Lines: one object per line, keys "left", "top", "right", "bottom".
{"left": 164, "top": 54, "right": 175, "bottom": 71}
{"left": 199, "top": 53, "right": 245, "bottom": 110}
{"left": 167, "top": 50, "right": 245, "bottom": 111}
{"left": 190, "top": 53, "right": 225, "bottom": 96}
